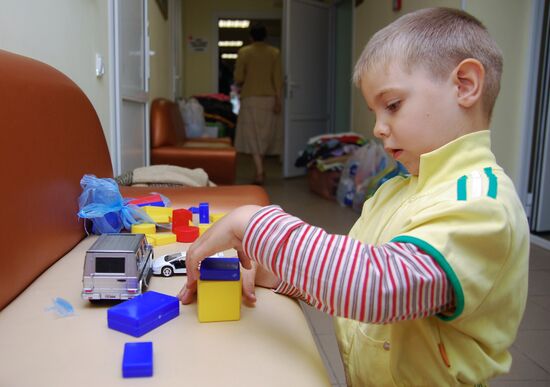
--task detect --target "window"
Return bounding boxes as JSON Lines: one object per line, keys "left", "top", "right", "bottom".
{"left": 95, "top": 257, "right": 125, "bottom": 274}
{"left": 173, "top": 259, "right": 186, "bottom": 270}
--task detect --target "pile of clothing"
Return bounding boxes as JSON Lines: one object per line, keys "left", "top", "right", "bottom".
{"left": 295, "top": 132, "right": 366, "bottom": 172}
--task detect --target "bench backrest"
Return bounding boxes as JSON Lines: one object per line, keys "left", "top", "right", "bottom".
{"left": 0, "top": 50, "right": 113, "bottom": 310}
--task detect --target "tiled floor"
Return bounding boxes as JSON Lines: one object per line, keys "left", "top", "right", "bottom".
{"left": 236, "top": 154, "right": 550, "bottom": 387}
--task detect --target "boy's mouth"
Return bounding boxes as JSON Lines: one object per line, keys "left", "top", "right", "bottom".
{"left": 387, "top": 148, "right": 403, "bottom": 159}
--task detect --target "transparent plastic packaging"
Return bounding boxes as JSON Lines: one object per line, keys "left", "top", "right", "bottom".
{"left": 77, "top": 174, "right": 153, "bottom": 234}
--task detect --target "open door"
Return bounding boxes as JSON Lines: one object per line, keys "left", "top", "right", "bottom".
{"left": 283, "top": 0, "right": 333, "bottom": 177}
{"left": 111, "top": 0, "right": 150, "bottom": 175}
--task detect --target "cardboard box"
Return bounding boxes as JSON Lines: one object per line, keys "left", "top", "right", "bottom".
{"left": 307, "top": 167, "right": 341, "bottom": 201}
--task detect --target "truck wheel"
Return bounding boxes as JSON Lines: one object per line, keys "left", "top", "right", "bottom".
{"left": 162, "top": 266, "right": 173, "bottom": 277}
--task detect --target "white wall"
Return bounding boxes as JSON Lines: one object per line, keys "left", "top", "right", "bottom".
{"left": 0, "top": 0, "right": 112, "bottom": 154}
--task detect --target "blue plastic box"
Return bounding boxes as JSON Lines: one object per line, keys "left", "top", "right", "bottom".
{"left": 122, "top": 342, "right": 153, "bottom": 378}
{"left": 200, "top": 257, "right": 240, "bottom": 281}
{"left": 108, "top": 291, "right": 179, "bottom": 337}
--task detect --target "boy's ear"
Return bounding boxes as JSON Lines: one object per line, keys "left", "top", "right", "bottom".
{"left": 452, "top": 59, "right": 485, "bottom": 108}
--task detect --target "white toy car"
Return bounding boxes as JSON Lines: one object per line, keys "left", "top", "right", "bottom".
{"left": 152, "top": 251, "right": 225, "bottom": 277}
{"left": 152, "top": 252, "right": 187, "bottom": 277}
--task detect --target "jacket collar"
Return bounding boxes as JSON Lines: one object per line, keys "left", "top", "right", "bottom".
{"left": 413, "top": 130, "right": 496, "bottom": 192}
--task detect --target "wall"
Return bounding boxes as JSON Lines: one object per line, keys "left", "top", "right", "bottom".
{"left": 0, "top": 0, "right": 112, "bottom": 154}
{"left": 465, "top": 0, "right": 534, "bottom": 187}
{"left": 149, "top": 0, "right": 172, "bottom": 103}
{"left": 351, "top": 0, "right": 459, "bottom": 139}
{"left": 334, "top": 0, "right": 353, "bottom": 132}
{"left": 181, "top": 0, "right": 282, "bottom": 98}
{"left": 351, "top": 0, "right": 535, "bottom": 187}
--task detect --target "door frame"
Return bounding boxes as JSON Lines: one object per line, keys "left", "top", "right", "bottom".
{"left": 517, "top": 0, "right": 547, "bottom": 227}
{"left": 108, "top": 0, "right": 150, "bottom": 176}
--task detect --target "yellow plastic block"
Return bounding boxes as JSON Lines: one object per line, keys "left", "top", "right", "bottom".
{"left": 210, "top": 212, "right": 227, "bottom": 223}
{"left": 145, "top": 234, "right": 157, "bottom": 246}
{"left": 198, "top": 224, "right": 211, "bottom": 236}
{"left": 131, "top": 223, "right": 156, "bottom": 234}
{"left": 146, "top": 232, "right": 177, "bottom": 246}
{"left": 143, "top": 206, "right": 173, "bottom": 223}
{"left": 197, "top": 278, "right": 241, "bottom": 322}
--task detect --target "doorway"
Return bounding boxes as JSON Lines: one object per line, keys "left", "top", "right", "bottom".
{"left": 215, "top": 16, "right": 283, "bottom": 183}
{"left": 217, "top": 18, "right": 282, "bottom": 97}
{"left": 527, "top": 0, "right": 550, "bottom": 238}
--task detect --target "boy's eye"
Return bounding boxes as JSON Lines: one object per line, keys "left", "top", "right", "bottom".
{"left": 386, "top": 101, "right": 401, "bottom": 113}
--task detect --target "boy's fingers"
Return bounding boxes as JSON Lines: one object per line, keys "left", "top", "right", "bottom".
{"left": 242, "top": 263, "right": 257, "bottom": 304}
{"left": 237, "top": 249, "right": 253, "bottom": 270}
{"left": 178, "top": 279, "right": 197, "bottom": 305}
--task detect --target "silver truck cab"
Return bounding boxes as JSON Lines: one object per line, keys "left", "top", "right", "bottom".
{"left": 82, "top": 233, "right": 153, "bottom": 301}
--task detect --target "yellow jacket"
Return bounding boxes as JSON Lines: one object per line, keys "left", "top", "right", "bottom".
{"left": 335, "top": 131, "right": 529, "bottom": 386}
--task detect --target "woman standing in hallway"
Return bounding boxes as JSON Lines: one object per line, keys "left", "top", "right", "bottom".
{"left": 234, "top": 22, "right": 282, "bottom": 185}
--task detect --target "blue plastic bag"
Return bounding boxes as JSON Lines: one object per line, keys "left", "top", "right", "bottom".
{"left": 77, "top": 174, "right": 152, "bottom": 234}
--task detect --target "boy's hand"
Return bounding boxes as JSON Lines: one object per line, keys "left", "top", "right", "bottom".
{"left": 241, "top": 261, "right": 282, "bottom": 304}
{"left": 177, "top": 205, "right": 267, "bottom": 304}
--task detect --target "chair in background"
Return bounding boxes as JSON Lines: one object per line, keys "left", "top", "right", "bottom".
{"left": 150, "top": 98, "right": 236, "bottom": 185}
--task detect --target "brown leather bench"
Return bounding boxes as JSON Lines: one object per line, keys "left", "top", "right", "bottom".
{"left": 150, "top": 98, "right": 237, "bottom": 185}
{"left": 0, "top": 49, "right": 268, "bottom": 311}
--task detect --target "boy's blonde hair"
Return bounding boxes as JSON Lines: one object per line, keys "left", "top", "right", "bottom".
{"left": 353, "top": 7, "right": 503, "bottom": 120}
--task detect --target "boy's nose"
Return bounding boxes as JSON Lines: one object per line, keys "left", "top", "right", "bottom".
{"left": 373, "top": 121, "right": 390, "bottom": 138}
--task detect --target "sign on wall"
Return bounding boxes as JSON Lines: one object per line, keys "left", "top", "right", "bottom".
{"left": 188, "top": 36, "right": 208, "bottom": 52}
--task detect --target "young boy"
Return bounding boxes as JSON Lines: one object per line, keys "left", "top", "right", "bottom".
{"left": 179, "top": 7, "right": 529, "bottom": 386}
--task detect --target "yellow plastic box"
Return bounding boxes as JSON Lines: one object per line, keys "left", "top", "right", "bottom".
{"left": 197, "top": 278, "right": 241, "bottom": 322}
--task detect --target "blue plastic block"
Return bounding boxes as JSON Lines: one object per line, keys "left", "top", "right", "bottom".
{"left": 188, "top": 206, "right": 199, "bottom": 213}
{"left": 136, "top": 201, "right": 164, "bottom": 207}
{"left": 108, "top": 291, "right": 179, "bottom": 337}
{"left": 200, "top": 257, "right": 240, "bottom": 281}
{"left": 122, "top": 342, "right": 153, "bottom": 378}
{"left": 199, "top": 202, "right": 210, "bottom": 224}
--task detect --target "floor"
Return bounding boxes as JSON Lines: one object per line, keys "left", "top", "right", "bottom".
{"left": 236, "top": 154, "right": 550, "bottom": 387}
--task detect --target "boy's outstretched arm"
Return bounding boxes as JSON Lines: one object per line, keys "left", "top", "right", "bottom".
{"left": 241, "top": 206, "right": 455, "bottom": 323}
{"left": 178, "top": 205, "right": 278, "bottom": 304}
{"left": 180, "top": 205, "right": 455, "bottom": 323}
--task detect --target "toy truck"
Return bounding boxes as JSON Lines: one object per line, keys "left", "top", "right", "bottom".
{"left": 82, "top": 234, "right": 153, "bottom": 301}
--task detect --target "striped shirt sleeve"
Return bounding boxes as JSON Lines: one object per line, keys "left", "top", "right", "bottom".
{"left": 242, "top": 205, "right": 455, "bottom": 323}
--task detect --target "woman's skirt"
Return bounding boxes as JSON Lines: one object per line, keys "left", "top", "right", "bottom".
{"left": 235, "top": 96, "right": 281, "bottom": 156}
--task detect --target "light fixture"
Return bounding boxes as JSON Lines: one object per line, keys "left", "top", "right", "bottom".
{"left": 218, "top": 41, "right": 244, "bottom": 47}
{"left": 221, "top": 53, "right": 238, "bottom": 59}
{"left": 218, "top": 19, "right": 250, "bottom": 29}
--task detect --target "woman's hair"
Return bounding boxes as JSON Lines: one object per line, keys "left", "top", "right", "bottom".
{"left": 250, "top": 22, "right": 267, "bottom": 42}
{"left": 353, "top": 7, "right": 503, "bottom": 120}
